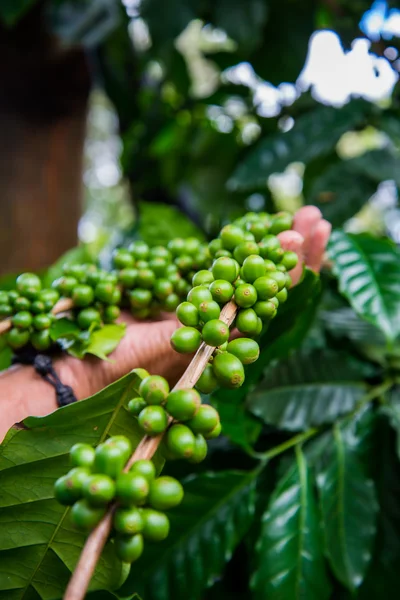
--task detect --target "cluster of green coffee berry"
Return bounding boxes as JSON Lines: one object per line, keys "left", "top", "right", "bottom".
{"left": 170, "top": 213, "right": 298, "bottom": 389}
{"left": 54, "top": 436, "right": 183, "bottom": 563}
{"left": 127, "top": 372, "right": 221, "bottom": 462}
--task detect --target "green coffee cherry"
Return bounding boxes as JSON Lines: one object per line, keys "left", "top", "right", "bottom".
{"left": 39, "top": 289, "right": 60, "bottom": 308}
{"left": 197, "top": 300, "right": 221, "bottom": 323}
{"left": 211, "top": 257, "right": 239, "bottom": 283}
{"left": 234, "top": 283, "right": 257, "bottom": 308}
{"left": 208, "top": 238, "right": 223, "bottom": 256}
{"left": 31, "top": 330, "right": 52, "bottom": 350}
{"left": 16, "top": 273, "right": 41, "bottom": 299}
{"left": 129, "top": 288, "right": 152, "bottom": 309}
{"left": 166, "top": 424, "right": 196, "bottom": 459}
{"left": 70, "top": 443, "right": 95, "bottom": 469}
{"left": 154, "top": 279, "right": 174, "bottom": 300}
{"left": 128, "top": 397, "right": 147, "bottom": 416}
{"left": 94, "top": 282, "right": 116, "bottom": 304}
{"left": 205, "top": 421, "right": 222, "bottom": 439}
{"left": 70, "top": 499, "right": 106, "bottom": 530}
{"left": 82, "top": 474, "right": 116, "bottom": 506}
{"left": 93, "top": 443, "right": 126, "bottom": 479}
{"left": 276, "top": 288, "right": 288, "bottom": 303}
{"left": 268, "top": 247, "right": 285, "bottom": 263}
{"left": 246, "top": 220, "right": 266, "bottom": 242}
{"left": 227, "top": 338, "right": 260, "bottom": 364}
{"left": 139, "top": 375, "right": 169, "bottom": 405}
{"left": 136, "top": 268, "right": 156, "bottom": 289}
{"left": 176, "top": 302, "right": 199, "bottom": 327}
{"left": 195, "top": 363, "right": 218, "bottom": 394}
{"left": 220, "top": 225, "right": 245, "bottom": 250}
{"left": 0, "top": 304, "right": 12, "bottom": 317}
{"left": 202, "top": 319, "right": 229, "bottom": 347}
{"left": 235, "top": 308, "right": 259, "bottom": 335}
{"left": 189, "top": 434, "right": 208, "bottom": 463}
{"left": 254, "top": 301, "right": 277, "bottom": 320}
{"left": 118, "top": 268, "right": 138, "bottom": 289}
{"left": 163, "top": 293, "right": 180, "bottom": 312}
{"left": 103, "top": 305, "right": 121, "bottom": 323}
{"left": 171, "top": 327, "right": 202, "bottom": 354}
{"left": 138, "top": 406, "right": 169, "bottom": 435}
{"left": 259, "top": 235, "right": 280, "bottom": 258}
{"left": 192, "top": 270, "right": 214, "bottom": 287}
{"left": 148, "top": 476, "right": 184, "bottom": 511}
{"left": 53, "top": 276, "right": 78, "bottom": 297}
{"left": 14, "top": 297, "right": 31, "bottom": 311}
{"left": 76, "top": 308, "right": 101, "bottom": 330}
{"left": 72, "top": 285, "right": 94, "bottom": 307}
{"left": 165, "top": 389, "right": 201, "bottom": 421}
{"left": 141, "top": 508, "right": 170, "bottom": 541}
{"left": 241, "top": 255, "right": 266, "bottom": 283}
{"left": 187, "top": 285, "right": 213, "bottom": 308}
{"left": 150, "top": 245, "right": 171, "bottom": 261}
{"left": 8, "top": 290, "right": 19, "bottom": 305}
{"left": 107, "top": 436, "right": 132, "bottom": 461}
{"left": 129, "top": 240, "right": 150, "bottom": 260}
{"left": 0, "top": 291, "right": 9, "bottom": 304}
{"left": 116, "top": 472, "right": 150, "bottom": 506}
{"left": 269, "top": 212, "right": 293, "bottom": 234}
{"left": 30, "top": 300, "right": 45, "bottom": 314}
{"left": 7, "top": 327, "right": 30, "bottom": 349}
{"left": 12, "top": 311, "right": 33, "bottom": 330}
{"left": 187, "top": 405, "right": 220, "bottom": 435}
{"left": 253, "top": 276, "right": 279, "bottom": 300}
{"left": 113, "top": 248, "right": 134, "bottom": 269}
{"left": 212, "top": 352, "right": 245, "bottom": 389}
{"left": 175, "top": 255, "right": 193, "bottom": 273}
{"left": 233, "top": 241, "right": 260, "bottom": 265}
{"left": 114, "top": 507, "right": 144, "bottom": 535}
{"left": 209, "top": 279, "right": 234, "bottom": 303}
{"left": 54, "top": 467, "right": 90, "bottom": 505}
{"left": 130, "top": 460, "right": 156, "bottom": 482}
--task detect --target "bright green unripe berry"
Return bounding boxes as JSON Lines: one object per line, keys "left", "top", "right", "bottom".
{"left": 72, "top": 285, "right": 94, "bottom": 308}
{"left": 253, "top": 276, "right": 279, "bottom": 300}
{"left": 208, "top": 238, "right": 223, "bottom": 256}
{"left": 148, "top": 258, "right": 167, "bottom": 278}
{"left": 115, "top": 533, "right": 144, "bottom": 563}
{"left": 235, "top": 308, "right": 259, "bottom": 335}
{"left": 187, "top": 404, "right": 220, "bottom": 435}
{"left": 192, "top": 270, "right": 214, "bottom": 287}
{"left": 0, "top": 304, "right": 12, "bottom": 317}
{"left": 188, "top": 434, "right": 208, "bottom": 463}
{"left": 70, "top": 443, "right": 95, "bottom": 469}
{"left": 94, "top": 282, "right": 115, "bottom": 305}
{"left": 70, "top": 499, "right": 106, "bottom": 530}
{"left": 154, "top": 279, "right": 174, "bottom": 300}
{"left": 269, "top": 297, "right": 279, "bottom": 309}
{"left": 198, "top": 300, "right": 221, "bottom": 323}
{"left": 166, "top": 424, "right": 196, "bottom": 459}
{"left": 234, "top": 283, "right": 257, "bottom": 308}
{"left": 0, "top": 291, "right": 8, "bottom": 304}
{"left": 116, "top": 472, "right": 150, "bottom": 506}
{"left": 39, "top": 289, "right": 60, "bottom": 309}
{"left": 211, "top": 257, "right": 239, "bottom": 283}
{"left": 176, "top": 302, "right": 199, "bottom": 327}
{"left": 148, "top": 476, "right": 184, "bottom": 511}
{"left": 30, "top": 300, "right": 45, "bottom": 314}
{"left": 150, "top": 245, "right": 171, "bottom": 261}
{"left": 276, "top": 288, "right": 288, "bottom": 303}
{"left": 233, "top": 241, "right": 260, "bottom": 264}
{"left": 7, "top": 327, "right": 30, "bottom": 349}
{"left": 168, "top": 238, "right": 186, "bottom": 256}
{"left": 14, "top": 297, "right": 31, "bottom": 311}
{"left": 8, "top": 290, "right": 19, "bottom": 305}
{"left": 246, "top": 220, "right": 266, "bottom": 242}
{"left": 195, "top": 363, "right": 218, "bottom": 394}
{"left": 114, "top": 507, "right": 144, "bottom": 535}
{"left": 209, "top": 280, "right": 234, "bottom": 303}
{"left": 212, "top": 352, "right": 245, "bottom": 389}
{"left": 227, "top": 338, "right": 260, "bottom": 364}
{"left": 165, "top": 389, "right": 201, "bottom": 421}
{"left": 141, "top": 508, "right": 170, "bottom": 541}
{"left": 103, "top": 305, "right": 120, "bottom": 323}
{"left": 93, "top": 443, "right": 126, "bottom": 479}
{"left": 31, "top": 330, "right": 52, "bottom": 350}
{"left": 138, "top": 406, "right": 169, "bottom": 435}
{"left": 264, "top": 259, "right": 277, "bottom": 272}
{"left": 187, "top": 285, "right": 212, "bottom": 308}
{"left": 54, "top": 467, "right": 90, "bottom": 505}
{"left": 171, "top": 326, "right": 202, "bottom": 354}
{"left": 268, "top": 247, "right": 285, "bottom": 263}
{"left": 281, "top": 250, "right": 298, "bottom": 271}
{"left": 241, "top": 255, "right": 266, "bottom": 283}
{"left": 163, "top": 293, "right": 180, "bottom": 312}
{"left": 254, "top": 301, "right": 277, "bottom": 320}
{"left": 259, "top": 235, "right": 280, "bottom": 258}
{"left": 113, "top": 248, "right": 134, "bottom": 269}
{"left": 53, "top": 276, "right": 78, "bottom": 297}
{"left": 184, "top": 237, "right": 201, "bottom": 256}
{"left": 204, "top": 421, "right": 222, "bottom": 439}
{"left": 129, "top": 240, "right": 149, "bottom": 260}
{"left": 129, "top": 289, "right": 151, "bottom": 310}
{"left": 175, "top": 254, "right": 193, "bottom": 273}
{"left": 269, "top": 270, "right": 287, "bottom": 291}
{"left": 128, "top": 397, "right": 147, "bottom": 416}
{"left": 269, "top": 212, "right": 293, "bottom": 234}
{"left": 111, "top": 286, "right": 122, "bottom": 305}
{"left": 63, "top": 263, "right": 88, "bottom": 281}
{"left": 118, "top": 268, "right": 138, "bottom": 289}
{"left": 82, "top": 474, "right": 116, "bottom": 506}
{"left": 106, "top": 436, "right": 132, "bottom": 461}
{"left": 130, "top": 460, "right": 156, "bottom": 482}
{"left": 175, "top": 278, "right": 191, "bottom": 297}
{"left": 12, "top": 311, "right": 33, "bottom": 329}
{"left": 139, "top": 375, "right": 169, "bottom": 405}
{"left": 220, "top": 225, "right": 245, "bottom": 250}
{"left": 16, "top": 272, "right": 41, "bottom": 299}
{"left": 202, "top": 319, "right": 229, "bottom": 347}
{"left": 76, "top": 308, "right": 101, "bottom": 330}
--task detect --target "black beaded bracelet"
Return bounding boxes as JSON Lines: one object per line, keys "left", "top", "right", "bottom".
{"left": 12, "top": 349, "right": 77, "bottom": 407}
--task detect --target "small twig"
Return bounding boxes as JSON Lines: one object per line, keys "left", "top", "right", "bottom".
{"left": 63, "top": 300, "right": 238, "bottom": 600}
{"left": 0, "top": 297, "right": 74, "bottom": 335}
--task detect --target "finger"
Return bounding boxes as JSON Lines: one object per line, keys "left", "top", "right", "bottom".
{"left": 305, "top": 218, "right": 332, "bottom": 272}
{"left": 277, "top": 230, "right": 304, "bottom": 286}
{"left": 293, "top": 206, "right": 322, "bottom": 257}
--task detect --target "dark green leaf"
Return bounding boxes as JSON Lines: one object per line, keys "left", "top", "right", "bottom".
{"left": 328, "top": 231, "right": 400, "bottom": 343}
{"left": 50, "top": 317, "right": 81, "bottom": 342}
{"left": 0, "top": 0, "right": 38, "bottom": 26}
{"left": 320, "top": 307, "right": 386, "bottom": 345}
{"left": 349, "top": 148, "right": 400, "bottom": 188}
{"left": 316, "top": 424, "right": 378, "bottom": 591}
{"left": 251, "top": 447, "right": 331, "bottom": 600}
{"left": 228, "top": 101, "right": 370, "bottom": 191}
{"left": 0, "top": 371, "right": 162, "bottom": 599}
{"left": 83, "top": 323, "right": 126, "bottom": 360}
{"left": 247, "top": 350, "right": 367, "bottom": 431}
{"left": 381, "top": 386, "right": 400, "bottom": 461}
{"left": 120, "top": 471, "right": 257, "bottom": 600}
{"left": 307, "top": 161, "right": 376, "bottom": 227}
{"left": 213, "top": 0, "right": 268, "bottom": 54}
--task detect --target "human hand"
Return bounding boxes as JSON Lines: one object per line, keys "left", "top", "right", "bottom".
{"left": 0, "top": 206, "right": 331, "bottom": 439}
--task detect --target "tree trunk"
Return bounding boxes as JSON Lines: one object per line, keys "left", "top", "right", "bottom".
{"left": 0, "top": 5, "right": 91, "bottom": 275}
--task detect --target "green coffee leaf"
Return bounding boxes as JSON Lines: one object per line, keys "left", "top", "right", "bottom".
{"left": 0, "top": 371, "right": 161, "bottom": 599}
{"left": 247, "top": 350, "right": 367, "bottom": 431}
{"left": 328, "top": 231, "right": 400, "bottom": 343}
{"left": 119, "top": 471, "right": 257, "bottom": 600}
{"left": 316, "top": 424, "right": 378, "bottom": 591}
{"left": 83, "top": 323, "right": 126, "bottom": 360}
{"left": 251, "top": 447, "right": 331, "bottom": 600}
